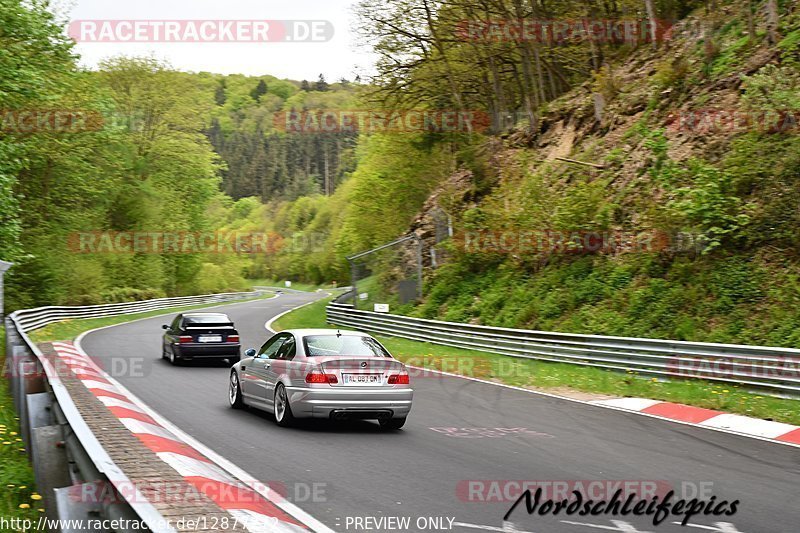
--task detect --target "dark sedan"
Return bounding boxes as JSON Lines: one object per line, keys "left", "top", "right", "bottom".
{"left": 162, "top": 313, "right": 240, "bottom": 365}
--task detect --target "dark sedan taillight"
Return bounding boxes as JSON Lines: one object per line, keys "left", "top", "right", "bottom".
{"left": 227, "top": 335, "right": 240, "bottom": 343}
{"left": 178, "top": 335, "right": 193, "bottom": 343}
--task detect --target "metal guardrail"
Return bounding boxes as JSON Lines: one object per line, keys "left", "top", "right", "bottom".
{"left": 14, "top": 290, "right": 267, "bottom": 332}
{"left": 4, "top": 290, "right": 265, "bottom": 532}
{"left": 326, "top": 302, "right": 800, "bottom": 396}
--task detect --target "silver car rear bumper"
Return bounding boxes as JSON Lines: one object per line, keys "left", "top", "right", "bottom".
{"left": 285, "top": 386, "right": 413, "bottom": 419}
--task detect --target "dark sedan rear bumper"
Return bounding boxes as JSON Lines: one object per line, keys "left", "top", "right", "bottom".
{"left": 173, "top": 343, "right": 240, "bottom": 358}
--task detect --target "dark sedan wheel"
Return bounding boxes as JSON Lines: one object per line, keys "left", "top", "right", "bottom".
{"left": 168, "top": 348, "right": 181, "bottom": 366}
{"left": 274, "top": 384, "right": 295, "bottom": 427}
{"left": 229, "top": 372, "right": 244, "bottom": 409}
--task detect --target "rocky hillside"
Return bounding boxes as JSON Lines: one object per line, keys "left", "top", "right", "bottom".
{"left": 407, "top": 1, "right": 800, "bottom": 347}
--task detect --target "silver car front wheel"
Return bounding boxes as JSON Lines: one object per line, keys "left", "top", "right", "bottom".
{"left": 229, "top": 372, "right": 244, "bottom": 409}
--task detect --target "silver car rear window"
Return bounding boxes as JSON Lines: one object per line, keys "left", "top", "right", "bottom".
{"left": 303, "top": 335, "right": 390, "bottom": 357}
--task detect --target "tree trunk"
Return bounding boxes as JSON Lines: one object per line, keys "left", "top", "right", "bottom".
{"left": 644, "top": 0, "right": 658, "bottom": 49}
{"left": 323, "top": 141, "right": 330, "bottom": 196}
{"left": 766, "top": 0, "right": 781, "bottom": 45}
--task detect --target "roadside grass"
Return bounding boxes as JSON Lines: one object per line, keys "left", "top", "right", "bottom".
{"left": 29, "top": 294, "right": 271, "bottom": 344}
{"left": 273, "top": 298, "right": 800, "bottom": 426}
{"left": 0, "top": 328, "right": 46, "bottom": 523}
{"left": 272, "top": 297, "right": 335, "bottom": 330}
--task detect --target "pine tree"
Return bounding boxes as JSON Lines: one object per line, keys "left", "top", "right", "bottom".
{"left": 250, "top": 79, "right": 268, "bottom": 101}
{"left": 214, "top": 81, "right": 227, "bottom": 105}
{"left": 315, "top": 74, "right": 329, "bottom": 92}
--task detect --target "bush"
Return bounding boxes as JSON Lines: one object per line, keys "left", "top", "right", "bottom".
{"left": 592, "top": 65, "right": 621, "bottom": 100}
{"left": 653, "top": 56, "right": 690, "bottom": 90}
{"left": 667, "top": 161, "right": 750, "bottom": 252}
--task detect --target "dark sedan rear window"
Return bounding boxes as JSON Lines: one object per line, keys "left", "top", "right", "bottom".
{"left": 303, "top": 335, "right": 390, "bottom": 357}
{"left": 183, "top": 314, "right": 232, "bottom": 326}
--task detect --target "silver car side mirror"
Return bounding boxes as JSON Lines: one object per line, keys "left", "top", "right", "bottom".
{"left": 245, "top": 348, "right": 256, "bottom": 357}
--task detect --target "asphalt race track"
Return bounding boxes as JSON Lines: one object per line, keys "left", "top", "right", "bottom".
{"left": 81, "top": 293, "right": 800, "bottom": 533}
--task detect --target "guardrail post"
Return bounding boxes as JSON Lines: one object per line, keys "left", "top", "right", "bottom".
{"left": 31, "top": 423, "right": 71, "bottom": 522}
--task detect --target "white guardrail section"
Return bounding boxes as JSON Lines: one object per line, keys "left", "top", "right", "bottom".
{"left": 326, "top": 302, "right": 800, "bottom": 396}
{"left": 5, "top": 290, "right": 267, "bottom": 532}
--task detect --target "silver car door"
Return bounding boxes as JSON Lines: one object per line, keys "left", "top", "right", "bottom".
{"left": 243, "top": 335, "right": 285, "bottom": 402}
{"left": 265, "top": 334, "right": 296, "bottom": 408}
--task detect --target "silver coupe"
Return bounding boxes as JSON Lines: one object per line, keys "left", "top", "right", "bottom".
{"left": 229, "top": 329, "right": 413, "bottom": 429}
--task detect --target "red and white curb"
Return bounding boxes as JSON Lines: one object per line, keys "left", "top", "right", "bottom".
{"left": 590, "top": 398, "right": 800, "bottom": 446}
{"left": 50, "top": 341, "right": 333, "bottom": 533}
{"left": 393, "top": 363, "right": 800, "bottom": 449}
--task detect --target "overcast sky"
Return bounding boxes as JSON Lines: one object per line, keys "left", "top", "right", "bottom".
{"left": 53, "top": 0, "right": 375, "bottom": 81}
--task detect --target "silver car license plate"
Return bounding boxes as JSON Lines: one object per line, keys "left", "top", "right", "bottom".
{"left": 343, "top": 373, "right": 382, "bottom": 385}
{"left": 198, "top": 335, "right": 222, "bottom": 343}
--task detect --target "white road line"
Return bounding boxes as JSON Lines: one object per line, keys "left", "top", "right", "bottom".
{"left": 264, "top": 294, "right": 330, "bottom": 333}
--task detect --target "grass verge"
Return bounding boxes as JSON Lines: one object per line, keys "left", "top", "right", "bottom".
{"left": 29, "top": 294, "right": 270, "bottom": 344}
{"left": 1, "top": 328, "right": 46, "bottom": 522}
{"left": 272, "top": 298, "right": 800, "bottom": 426}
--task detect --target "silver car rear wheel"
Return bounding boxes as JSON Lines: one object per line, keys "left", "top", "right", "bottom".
{"left": 274, "top": 384, "right": 295, "bottom": 427}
